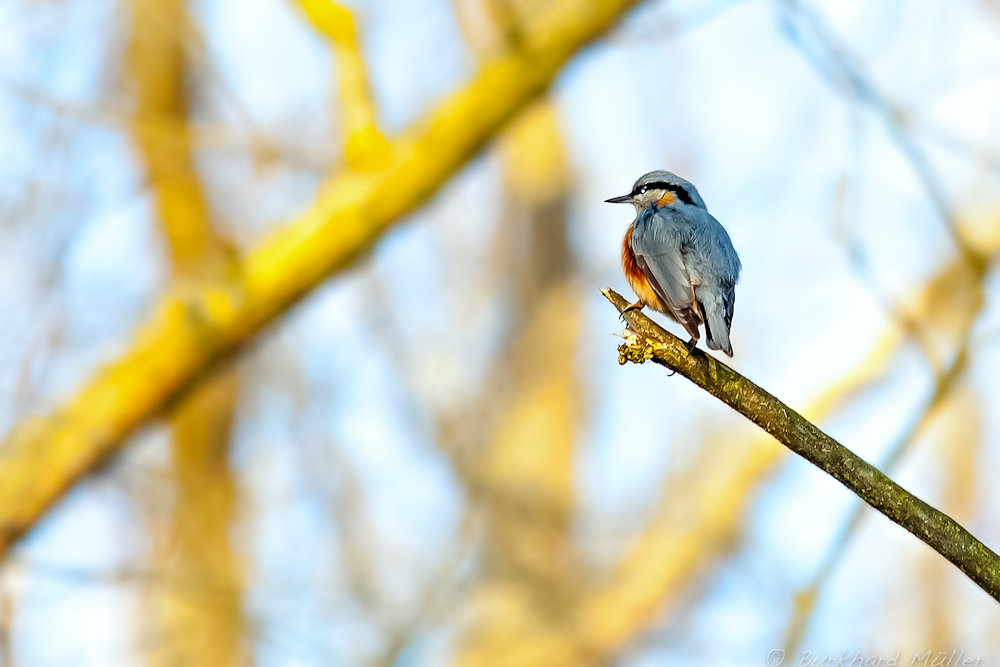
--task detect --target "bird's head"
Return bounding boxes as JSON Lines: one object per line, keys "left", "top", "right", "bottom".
{"left": 604, "top": 170, "right": 705, "bottom": 213}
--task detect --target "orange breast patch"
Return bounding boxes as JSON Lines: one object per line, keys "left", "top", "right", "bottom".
{"left": 621, "top": 223, "right": 669, "bottom": 315}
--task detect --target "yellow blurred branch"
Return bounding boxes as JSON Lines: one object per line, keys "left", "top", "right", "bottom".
{"left": 604, "top": 287, "right": 1000, "bottom": 603}
{"left": 148, "top": 369, "right": 246, "bottom": 666}
{"left": 125, "top": 0, "right": 228, "bottom": 272}
{"left": 296, "top": 0, "right": 390, "bottom": 170}
{"left": 125, "top": 1, "right": 246, "bottom": 663}
{"left": 0, "top": 0, "right": 643, "bottom": 562}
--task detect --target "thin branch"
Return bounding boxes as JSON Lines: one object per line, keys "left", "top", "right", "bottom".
{"left": 582, "top": 258, "right": 979, "bottom": 661}
{"left": 602, "top": 287, "right": 1000, "bottom": 603}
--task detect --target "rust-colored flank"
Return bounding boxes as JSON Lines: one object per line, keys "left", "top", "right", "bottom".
{"left": 621, "top": 222, "right": 669, "bottom": 314}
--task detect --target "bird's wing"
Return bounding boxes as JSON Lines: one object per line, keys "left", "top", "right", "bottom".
{"left": 631, "top": 210, "right": 702, "bottom": 337}
{"left": 685, "top": 206, "right": 740, "bottom": 336}
{"left": 722, "top": 279, "right": 736, "bottom": 331}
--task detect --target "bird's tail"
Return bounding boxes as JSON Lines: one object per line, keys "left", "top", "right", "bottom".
{"left": 699, "top": 294, "right": 733, "bottom": 357}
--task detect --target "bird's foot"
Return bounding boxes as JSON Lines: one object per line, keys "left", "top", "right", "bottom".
{"left": 685, "top": 338, "right": 699, "bottom": 355}
{"left": 619, "top": 301, "right": 644, "bottom": 321}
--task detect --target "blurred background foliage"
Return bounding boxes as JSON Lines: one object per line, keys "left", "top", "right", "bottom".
{"left": 1, "top": 0, "right": 1000, "bottom": 665}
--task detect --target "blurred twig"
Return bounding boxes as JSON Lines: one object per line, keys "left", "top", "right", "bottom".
{"left": 124, "top": 0, "right": 235, "bottom": 273}
{"left": 0, "top": 80, "right": 324, "bottom": 171}
{"left": 450, "top": 0, "right": 523, "bottom": 58}
{"left": 611, "top": 0, "right": 749, "bottom": 44}
{"left": 296, "top": 0, "right": 390, "bottom": 170}
{"left": 604, "top": 287, "right": 1000, "bottom": 602}
{"left": 777, "top": 0, "right": 988, "bottom": 267}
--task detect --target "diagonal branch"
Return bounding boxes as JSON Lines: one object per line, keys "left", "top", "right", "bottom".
{"left": 0, "top": 0, "right": 644, "bottom": 561}
{"left": 602, "top": 287, "right": 1000, "bottom": 603}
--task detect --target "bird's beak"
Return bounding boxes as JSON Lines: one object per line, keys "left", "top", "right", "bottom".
{"left": 604, "top": 194, "right": 634, "bottom": 204}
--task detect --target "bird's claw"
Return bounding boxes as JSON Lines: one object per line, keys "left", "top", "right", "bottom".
{"left": 619, "top": 302, "right": 643, "bottom": 321}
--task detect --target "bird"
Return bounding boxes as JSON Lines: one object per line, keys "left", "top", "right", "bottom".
{"left": 605, "top": 170, "right": 741, "bottom": 356}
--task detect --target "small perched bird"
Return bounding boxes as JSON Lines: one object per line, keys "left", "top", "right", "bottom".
{"left": 606, "top": 170, "right": 741, "bottom": 356}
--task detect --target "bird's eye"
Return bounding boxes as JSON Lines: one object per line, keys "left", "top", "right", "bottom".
{"left": 640, "top": 186, "right": 647, "bottom": 194}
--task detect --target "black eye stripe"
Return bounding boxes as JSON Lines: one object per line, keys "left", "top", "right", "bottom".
{"left": 632, "top": 182, "right": 695, "bottom": 206}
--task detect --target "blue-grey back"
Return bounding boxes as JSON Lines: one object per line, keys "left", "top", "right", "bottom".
{"left": 632, "top": 205, "right": 741, "bottom": 286}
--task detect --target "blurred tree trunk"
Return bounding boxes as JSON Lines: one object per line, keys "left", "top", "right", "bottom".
{"left": 453, "top": 103, "right": 583, "bottom": 667}
{"left": 125, "top": 1, "right": 246, "bottom": 664}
